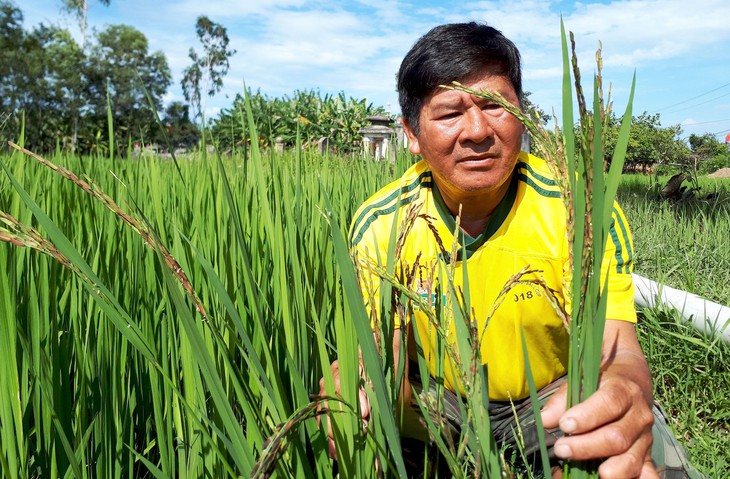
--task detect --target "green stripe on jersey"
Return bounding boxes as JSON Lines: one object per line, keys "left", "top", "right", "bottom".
{"left": 349, "top": 171, "right": 432, "bottom": 244}
{"left": 515, "top": 161, "right": 560, "bottom": 197}
{"left": 608, "top": 208, "right": 631, "bottom": 274}
{"left": 351, "top": 175, "right": 432, "bottom": 246}
{"left": 611, "top": 207, "right": 633, "bottom": 274}
{"left": 516, "top": 173, "right": 561, "bottom": 198}
{"left": 516, "top": 161, "right": 557, "bottom": 187}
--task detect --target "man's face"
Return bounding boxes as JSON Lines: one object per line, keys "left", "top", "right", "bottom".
{"left": 404, "top": 69, "right": 524, "bottom": 198}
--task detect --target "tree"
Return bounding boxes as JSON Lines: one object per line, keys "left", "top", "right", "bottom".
{"left": 211, "top": 88, "right": 386, "bottom": 153}
{"left": 0, "top": 4, "right": 173, "bottom": 155}
{"left": 85, "top": 25, "right": 171, "bottom": 155}
{"left": 60, "top": 0, "right": 111, "bottom": 150}
{"left": 19, "top": 26, "right": 86, "bottom": 151}
{"left": 40, "top": 26, "right": 85, "bottom": 151}
{"left": 181, "top": 16, "right": 236, "bottom": 121}
{"left": 0, "top": 1, "right": 25, "bottom": 116}
{"left": 603, "top": 112, "right": 690, "bottom": 172}
{"left": 0, "top": 4, "right": 84, "bottom": 151}
{"left": 155, "top": 101, "right": 200, "bottom": 151}
{"left": 60, "top": 0, "right": 110, "bottom": 49}
{"left": 688, "top": 133, "right": 725, "bottom": 159}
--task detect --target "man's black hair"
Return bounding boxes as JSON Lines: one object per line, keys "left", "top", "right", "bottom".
{"left": 397, "top": 22, "right": 522, "bottom": 134}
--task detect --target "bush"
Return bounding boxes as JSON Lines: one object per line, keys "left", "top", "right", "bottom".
{"left": 699, "top": 153, "right": 730, "bottom": 175}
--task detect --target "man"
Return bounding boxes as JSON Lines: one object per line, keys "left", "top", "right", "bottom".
{"left": 321, "top": 22, "right": 701, "bottom": 478}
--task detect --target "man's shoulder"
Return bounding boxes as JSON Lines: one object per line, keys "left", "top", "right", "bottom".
{"left": 349, "top": 160, "right": 432, "bottom": 247}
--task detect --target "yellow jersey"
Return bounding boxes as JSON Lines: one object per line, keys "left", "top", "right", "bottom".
{"left": 349, "top": 152, "right": 636, "bottom": 401}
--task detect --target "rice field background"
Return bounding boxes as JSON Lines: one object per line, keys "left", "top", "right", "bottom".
{"left": 0, "top": 141, "right": 728, "bottom": 477}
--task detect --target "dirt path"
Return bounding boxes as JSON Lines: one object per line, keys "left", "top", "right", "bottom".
{"left": 707, "top": 168, "right": 730, "bottom": 178}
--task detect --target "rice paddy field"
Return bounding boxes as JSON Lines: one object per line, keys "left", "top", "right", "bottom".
{"left": 0, "top": 143, "right": 728, "bottom": 478}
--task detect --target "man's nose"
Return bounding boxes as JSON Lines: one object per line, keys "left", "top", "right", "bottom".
{"left": 460, "top": 107, "right": 493, "bottom": 144}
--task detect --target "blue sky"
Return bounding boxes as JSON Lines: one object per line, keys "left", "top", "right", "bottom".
{"left": 19, "top": 0, "right": 730, "bottom": 140}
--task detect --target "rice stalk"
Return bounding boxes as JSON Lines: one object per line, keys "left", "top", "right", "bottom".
{"left": 444, "top": 21, "right": 635, "bottom": 477}
{"left": 6, "top": 141, "right": 206, "bottom": 319}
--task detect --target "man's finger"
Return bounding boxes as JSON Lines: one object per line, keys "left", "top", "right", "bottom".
{"left": 639, "top": 459, "right": 661, "bottom": 479}
{"left": 557, "top": 378, "right": 649, "bottom": 435}
{"left": 552, "top": 413, "right": 650, "bottom": 462}
{"left": 359, "top": 388, "right": 370, "bottom": 420}
{"left": 328, "top": 437, "right": 336, "bottom": 459}
{"left": 597, "top": 432, "right": 657, "bottom": 479}
{"left": 541, "top": 382, "right": 568, "bottom": 429}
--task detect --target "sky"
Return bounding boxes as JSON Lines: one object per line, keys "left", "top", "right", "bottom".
{"left": 19, "top": 0, "right": 730, "bottom": 141}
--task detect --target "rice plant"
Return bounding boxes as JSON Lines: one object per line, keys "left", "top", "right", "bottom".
{"left": 445, "top": 21, "right": 635, "bottom": 477}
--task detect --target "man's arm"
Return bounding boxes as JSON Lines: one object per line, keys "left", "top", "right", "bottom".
{"left": 318, "top": 328, "right": 411, "bottom": 458}
{"left": 541, "top": 319, "right": 659, "bottom": 479}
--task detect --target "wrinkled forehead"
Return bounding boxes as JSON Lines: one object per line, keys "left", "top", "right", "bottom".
{"left": 425, "top": 64, "right": 516, "bottom": 102}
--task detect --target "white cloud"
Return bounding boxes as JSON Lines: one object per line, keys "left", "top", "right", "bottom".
{"left": 166, "top": 0, "right": 307, "bottom": 17}
{"left": 162, "top": 92, "right": 181, "bottom": 105}
{"left": 19, "top": 0, "right": 730, "bottom": 133}
{"left": 204, "top": 106, "right": 222, "bottom": 119}
{"left": 562, "top": 0, "right": 730, "bottom": 66}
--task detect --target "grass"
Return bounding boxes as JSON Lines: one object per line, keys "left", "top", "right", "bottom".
{"left": 617, "top": 173, "right": 730, "bottom": 476}
{"left": 447, "top": 25, "right": 636, "bottom": 477}
{"left": 618, "top": 173, "right": 730, "bottom": 305}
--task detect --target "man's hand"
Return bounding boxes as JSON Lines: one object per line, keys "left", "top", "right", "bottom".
{"left": 541, "top": 320, "right": 659, "bottom": 479}
{"left": 317, "top": 359, "right": 370, "bottom": 459}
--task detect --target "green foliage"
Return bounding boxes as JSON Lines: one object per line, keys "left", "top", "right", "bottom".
{"left": 603, "top": 112, "right": 690, "bottom": 171}
{"left": 698, "top": 152, "right": 730, "bottom": 174}
{"left": 181, "top": 15, "right": 236, "bottom": 121}
{"left": 618, "top": 174, "right": 730, "bottom": 304}
{"left": 559, "top": 28, "right": 634, "bottom": 479}
{"left": 211, "top": 89, "right": 386, "bottom": 153}
{"left": 0, "top": 4, "right": 171, "bottom": 156}
{"left": 0, "top": 1, "right": 24, "bottom": 112}
{"left": 688, "top": 133, "right": 730, "bottom": 174}
{"left": 689, "top": 133, "right": 726, "bottom": 158}
{"left": 0, "top": 14, "right": 85, "bottom": 152}
{"left": 0, "top": 144, "right": 726, "bottom": 479}
{"left": 153, "top": 101, "right": 200, "bottom": 151}
{"left": 0, "top": 137, "right": 414, "bottom": 477}
{"left": 86, "top": 24, "right": 171, "bottom": 155}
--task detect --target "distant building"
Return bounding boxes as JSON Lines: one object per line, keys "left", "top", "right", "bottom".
{"left": 359, "top": 115, "right": 395, "bottom": 161}
{"left": 726, "top": 132, "right": 730, "bottom": 151}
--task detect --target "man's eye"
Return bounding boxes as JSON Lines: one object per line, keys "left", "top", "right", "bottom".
{"left": 437, "top": 112, "right": 460, "bottom": 120}
{"left": 482, "top": 103, "right": 501, "bottom": 111}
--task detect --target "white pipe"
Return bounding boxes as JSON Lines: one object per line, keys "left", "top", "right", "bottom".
{"left": 632, "top": 274, "right": 730, "bottom": 343}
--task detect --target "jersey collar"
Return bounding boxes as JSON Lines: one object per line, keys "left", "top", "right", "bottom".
{"left": 431, "top": 172, "right": 518, "bottom": 261}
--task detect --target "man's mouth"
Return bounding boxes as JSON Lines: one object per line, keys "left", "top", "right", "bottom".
{"left": 460, "top": 154, "right": 498, "bottom": 163}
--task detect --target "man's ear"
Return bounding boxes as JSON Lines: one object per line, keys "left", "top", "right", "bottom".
{"left": 401, "top": 117, "right": 421, "bottom": 155}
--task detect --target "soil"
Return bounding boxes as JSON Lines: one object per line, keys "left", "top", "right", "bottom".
{"left": 707, "top": 168, "right": 730, "bottom": 179}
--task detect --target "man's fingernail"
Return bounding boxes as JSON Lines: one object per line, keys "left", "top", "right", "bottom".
{"left": 553, "top": 443, "right": 572, "bottom": 459}
{"left": 560, "top": 417, "right": 577, "bottom": 433}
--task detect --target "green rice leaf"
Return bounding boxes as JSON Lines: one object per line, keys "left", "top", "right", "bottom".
{"left": 320, "top": 183, "right": 407, "bottom": 477}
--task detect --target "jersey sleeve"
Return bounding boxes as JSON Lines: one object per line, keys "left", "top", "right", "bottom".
{"left": 602, "top": 202, "right": 637, "bottom": 322}
{"left": 351, "top": 227, "right": 385, "bottom": 331}
{"left": 562, "top": 201, "right": 637, "bottom": 323}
